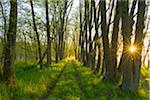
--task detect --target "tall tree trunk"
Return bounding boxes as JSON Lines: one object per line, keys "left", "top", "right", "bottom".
{"left": 119, "top": 0, "right": 145, "bottom": 92}
{"left": 30, "top": 0, "right": 43, "bottom": 69}
{"left": 111, "top": 0, "right": 121, "bottom": 81}
{"left": 59, "top": 0, "right": 68, "bottom": 60}
{"left": 79, "top": 0, "right": 84, "bottom": 62}
{"left": 0, "top": 1, "right": 7, "bottom": 81}
{"left": 3, "top": 0, "right": 17, "bottom": 85}
{"left": 83, "top": 0, "right": 88, "bottom": 66}
{"left": 93, "top": 0, "right": 101, "bottom": 71}
{"left": 118, "top": 0, "right": 137, "bottom": 80}
{"left": 101, "top": 1, "right": 113, "bottom": 81}
{"left": 88, "top": 0, "right": 93, "bottom": 68}
{"left": 133, "top": 0, "right": 146, "bottom": 91}
{"left": 45, "top": 0, "right": 51, "bottom": 64}
{"left": 120, "top": 0, "right": 133, "bottom": 91}
{"left": 53, "top": 3, "right": 58, "bottom": 63}
{"left": 55, "top": 25, "right": 59, "bottom": 63}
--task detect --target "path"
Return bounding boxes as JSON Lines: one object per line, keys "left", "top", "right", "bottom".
{"left": 40, "top": 62, "right": 68, "bottom": 99}
{"left": 39, "top": 60, "right": 148, "bottom": 99}
{"left": 40, "top": 60, "right": 94, "bottom": 99}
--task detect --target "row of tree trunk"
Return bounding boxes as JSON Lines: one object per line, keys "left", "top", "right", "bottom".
{"left": 78, "top": 0, "right": 146, "bottom": 92}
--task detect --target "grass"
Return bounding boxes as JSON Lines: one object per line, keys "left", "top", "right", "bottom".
{"left": 0, "top": 59, "right": 68, "bottom": 99}
{"left": 71, "top": 60, "right": 149, "bottom": 100}
{"left": 140, "top": 65, "right": 150, "bottom": 98}
{"left": 49, "top": 60, "right": 149, "bottom": 99}
{"left": 0, "top": 59, "right": 149, "bottom": 100}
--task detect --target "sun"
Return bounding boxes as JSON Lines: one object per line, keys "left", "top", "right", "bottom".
{"left": 129, "top": 45, "right": 136, "bottom": 53}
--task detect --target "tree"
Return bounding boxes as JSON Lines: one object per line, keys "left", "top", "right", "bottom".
{"left": 93, "top": 0, "right": 101, "bottom": 72}
{"left": 58, "top": 0, "right": 68, "bottom": 60}
{"left": 30, "top": 0, "right": 43, "bottom": 69}
{"left": 120, "top": 0, "right": 146, "bottom": 91}
{"left": 45, "top": 0, "right": 51, "bottom": 64}
{"left": 133, "top": 0, "right": 146, "bottom": 91}
{"left": 119, "top": 0, "right": 133, "bottom": 91}
{"left": 3, "top": 0, "right": 17, "bottom": 85}
{"left": 79, "top": 0, "right": 84, "bottom": 62}
{"left": 87, "top": 0, "right": 93, "bottom": 68}
{"left": 83, "top": 0, "right": 89, "bottom": 66}
{"left": 0, "top": 1, "right": 7, "bottom": 81}
{"left": 111, "top": 0, "right": 121, "bottom": 81}
{"left": 101, "top": 0, "right": 113, "bottom": 81}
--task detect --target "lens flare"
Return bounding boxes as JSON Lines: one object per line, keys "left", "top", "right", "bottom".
{"left": 129, "top": 45, "right": 136, "bottom": 53}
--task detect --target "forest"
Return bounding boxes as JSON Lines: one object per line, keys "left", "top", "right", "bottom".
{"left": 0, "top": 0, "right": 150, "bottom": 99}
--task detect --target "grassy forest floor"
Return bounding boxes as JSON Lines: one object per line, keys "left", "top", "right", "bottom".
{"left": 0, "top": 58, "right": 149, "bottom": 100}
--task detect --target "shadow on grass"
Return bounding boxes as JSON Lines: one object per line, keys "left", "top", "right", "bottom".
{"left": 40, "top": 62, "right": 68, "bottom": 99}
{"left": 73, "top": 62, "right": 90, "bottom": 98}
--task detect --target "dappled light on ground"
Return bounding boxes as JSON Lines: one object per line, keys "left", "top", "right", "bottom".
{"left": 0, "top": 59, "right": 149, "bottom": 99}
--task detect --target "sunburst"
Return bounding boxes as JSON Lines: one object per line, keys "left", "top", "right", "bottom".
{"left": 129, "top": 45, "right": 136, "bottom": 54}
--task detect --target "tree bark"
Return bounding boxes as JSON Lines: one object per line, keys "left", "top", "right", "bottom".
{"left": 118, "top": 0, "right": 137, "bottom": 82}
{"left": 0, "top": 1, "right": 7, "bottom": 81}
{"left": 95, "top": 44, "right": 101, "bottom": 72}
{"left": 30, "top": 0, "right": 43, "bottom": 69}
{"left": 133, "top": 0, "right": 146, "bottom": 91}
{"left": 79, "top": 0, "right": 84, "bottom": 62}
{"left": 101, "top": 0, "right": 113, "bottom": 81}
{"left": 3, "top": 0, "right": 17, "bottom": 85}
{"left": 120, "top": 0, "right": 134, "bottom": 91}
{"left": 59, "top": 0, "right": 68, "bottom": 60}
{"left": 83, "top": 0, "right": 88, "bottom": 66}
{"left": 88, "top": 0, "right": 93, "bottom": 68}
{"left": 111, "top": 0, "right": 121, "bottom": 81}
{"left": 45, "top": 0, "right": 51, "bottom": 64}
{"left": 93, "top": 0, "right": 101, "bottom": 71}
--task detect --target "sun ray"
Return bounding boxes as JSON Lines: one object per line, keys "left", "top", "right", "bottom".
{"left": 129, "top": 45, "right": 136, "bottom": 54}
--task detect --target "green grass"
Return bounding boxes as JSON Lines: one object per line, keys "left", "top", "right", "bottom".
{"left": 71, "top": 60, "right": 149, "bottom": 100}
{"left": 0, "top": 59, "right": 68, "bottom": 99}
{"left": 0, "top": 59, "right": 149, "bottom": 100}
{"left": 140, "top": 65, "right": 150, "bottom": 98}
{"left": 49, "top": 60, "right": 149, "bottom": 99}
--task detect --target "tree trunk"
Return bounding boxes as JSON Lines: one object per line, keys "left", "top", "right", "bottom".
{"left": 79, "top": 0, "right": 84, "bottom": 62}
{"left": 111, "top": 0, "right": 121, "bottom": 81}
{"left": 53, "top": 3, "right": 58, "bottom": 63}
{"left": 83, "top": 0, "right": 88, "bottom": 66}
{"left": 30, "top": 0, "right": 43, "bottom": 69}
{"left": 88, "top": 0, "right": 93, "bottom": 68}
{"left": 118, "top": 0, "right": 137, "bottom": 80}
{"left": 45, "top": 0, "right": 51, "bottom": 64}
{"left": 93, "top": 0, "right": 101, "bottom": 71}
{"left": 101, "top": 1, "right": 113, "bottom": 81}
{"left": 0, "top": 1, "right": 7, "bottom": 81}
{"left": 59, "top": 0, "right": 68, "bottom": 60}
{"left": 133, "top": 0, "right": 146, "bottom": 91}
{"left": 95, "top": 44, "right": 101, "bottom": 72}
{"left": 3, "top": 0, "right": 17, "bottom": 85}
{"left": 120, "top": 0, "right": 134, "bottom": 91}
